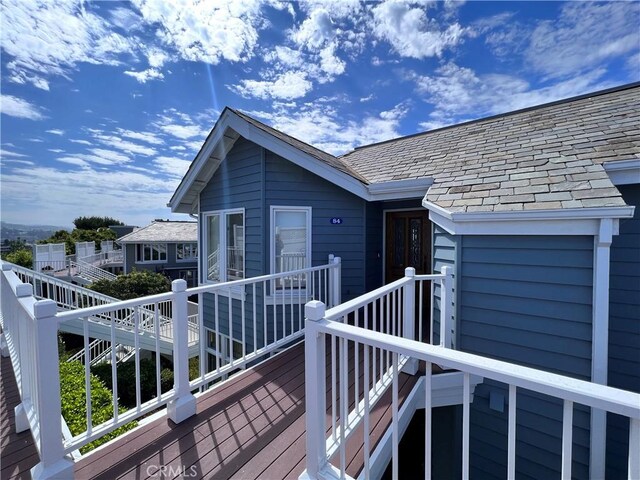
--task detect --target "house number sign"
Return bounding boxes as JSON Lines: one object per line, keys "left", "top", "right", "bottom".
{"left": 330, "top": 217, "right": 343, "bottom": 224}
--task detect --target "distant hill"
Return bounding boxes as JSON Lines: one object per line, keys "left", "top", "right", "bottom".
{"left": 0, "top": 222, "right": 69, "bottom": 243}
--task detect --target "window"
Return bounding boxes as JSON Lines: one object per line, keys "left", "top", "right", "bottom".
{"left": 270, "top": 206, "right": 311, "bottom": 290}
{"left": 205, "top": 329, "right": 243, "bottom": 362}
{"left": 203, "top": 209, "right": 245, "bottom": 283}
{"left": 176, "top": 243, "right": 198, "bottom": 261}
{"left": 136, "top": 243, "right": 167, "bottom": 263}
{"left": 179, "top": 269, "right": 196, "bottom": 287}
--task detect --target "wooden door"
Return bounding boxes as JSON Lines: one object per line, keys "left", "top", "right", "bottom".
{"left": 385, "top": 210, "right": 432, "bottom": 342}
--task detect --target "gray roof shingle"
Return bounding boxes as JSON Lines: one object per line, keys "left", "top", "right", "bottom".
{"left": 117, "top": 221, "right": 197, "bottom": 243}
{"left": 341, "top": 84, "right": 639, "bottom": 212}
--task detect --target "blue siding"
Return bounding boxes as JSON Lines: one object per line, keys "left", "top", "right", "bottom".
{"left": 459, "top": 235, "right": 594, "bottom": 479}
{"left": 607, "top": 183, "right": 640, "bottom": 478}
{"left": 264, "top": 150, "right": 366, "bottom": 301}
{"left": 432, "top": 225, "right": 458, "bottom": 346}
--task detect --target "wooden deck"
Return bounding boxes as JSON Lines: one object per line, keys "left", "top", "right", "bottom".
{"left": 1, "top": 356, "right": 40, "bottom": 480}
{"left": 74, "top": 342, "right": 421, "bottom": 480}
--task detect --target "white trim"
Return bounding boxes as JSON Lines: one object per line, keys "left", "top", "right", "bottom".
{"left": 269, "top": 206, "right": 312, "bottom": 297}
{"left": 367, "top": 178, "right": 433, "bottom": 201}
{"left": 589, "top": 218, "right": 613, "bottom": 479}
{"left": 424, "top": 200, "right": 633, "bottom": 236}
{"left": 169, "top": 109, "right": 433, "bottom": 213}
{"left": 201, "top": 208, "right": 245, "bottom": 284}
{"left": 603, "top": 159, "right": 640, "bottom": 186}
{"left": 135, "top": 243, "right": 168, "bottom": 264}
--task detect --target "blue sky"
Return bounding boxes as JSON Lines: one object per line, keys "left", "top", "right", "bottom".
{"left": 1, "top": 0, "right": 638, "bottom": 228}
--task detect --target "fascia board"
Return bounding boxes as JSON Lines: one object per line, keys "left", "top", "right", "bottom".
{"left": 603, "top": 158, "right": 640, "bottom": 186}
{"left": 424, "top": 199, "right": 635, "bottom": 236}
{"left": 367, "top": 178, "right": 433, "bottom": 201}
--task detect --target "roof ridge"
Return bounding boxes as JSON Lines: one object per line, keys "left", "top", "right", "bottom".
{"left": 341, "top": 81, "right": 640, "bottom": 156}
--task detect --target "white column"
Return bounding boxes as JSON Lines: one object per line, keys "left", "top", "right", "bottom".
{"left": 402, "top": 267, "right": 418, "bottom": 375}
{"left": 440, "top": 266, "right": 454, "bottom": 348}
{"left": 300, "top": 300, "right": 327, "bottom": 480}
{"left": 167, "top": 279, "right": 197, "bottom": 423}
{"left": 590, "top": 219, "right": 614, "bottom": 479}
{"left": 31, "top": 299, "right": 74, "bottom": 480}
{"left": 329, "top": 255, "right": 342, "bottom": 308}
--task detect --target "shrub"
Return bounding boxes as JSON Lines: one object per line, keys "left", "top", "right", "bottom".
{"left": 3, "top": 249, "right": 33, "bottom": 268}
{"left": 59, "top": 361, "right": 137, "bottom": 454}
{"left": 88, "top": 270, "right": 171, "bottom": 300}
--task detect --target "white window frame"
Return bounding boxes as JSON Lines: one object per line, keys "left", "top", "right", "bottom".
{"left": 135, "top": 243, "right": 168, "bottom": 264}
{"left": 269, "top": 206, "right": 312, "bottom": 299}
{"left": 202, "top": 208, "right": 245, "bottom": 284}
{"left": 204, "top": 327, "right": 243, "bottom": 363}
{"left": 176, "top": 242, "right": 198, "bottom": 262}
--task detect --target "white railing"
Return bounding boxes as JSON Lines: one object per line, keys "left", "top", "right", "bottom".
{"left": 301, "top": 304, "right": 640, "bottom": 480}
{"left": 0, "top": 256, "right": 341, "bottom": 478}
{"left": 77, "top": 249, "right": 123, "bottom": 267}
{"left": 73, "top": 259, "right": 118, "bottom": 282}
{"left": 67, "top": 339, "right": 134, "bottom": 366}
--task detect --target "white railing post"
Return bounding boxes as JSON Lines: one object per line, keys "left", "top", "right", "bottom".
{"left": 167, "top": 279, "right": 196, "bottom": 424}
{"left": 402, "top": 267, "right": 418, "bottom": 375}
{"left": 14, "top": 281, "right": 35, "bottom": 434}
{"left": 31, "top": 299, "right": 74, "bottom": 480}
{"left": 329, "top": 255, "right": 341, "bottom": 308}
{"left": 439, "top": 266, "right": 453, "bottom": 348}
{"left": 301, "top": 300, "right": 328, "bottom": 480}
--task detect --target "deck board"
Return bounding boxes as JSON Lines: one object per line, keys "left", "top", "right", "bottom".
{"left": 0, "top": 356, "right": 40, "bottom": 480}
{"left": 74, "top": 341, "right": 423, "bottom": 480}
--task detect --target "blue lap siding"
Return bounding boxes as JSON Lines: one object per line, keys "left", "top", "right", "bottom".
{"left": 457, "top": 235, "right": 594, "bottom": 479}
{"left": 607, "top": 183, "right": 640, "bottom": 478}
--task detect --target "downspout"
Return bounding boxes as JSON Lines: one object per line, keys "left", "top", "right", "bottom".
{"left": 590, "top": 217, "right": 614, "bottom": 479}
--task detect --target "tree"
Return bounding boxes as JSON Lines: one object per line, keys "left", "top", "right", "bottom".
{"left": 88, "top": 270, "right": 171, "bottom": 300}
{"left": 39, "top": 226, "right": 118, "bottom": 255}
{"left": 73, "top": 216, "right": 124, "bottom": 230}
{"left": 3, "top": 249, "right": 33, "bottom": 268}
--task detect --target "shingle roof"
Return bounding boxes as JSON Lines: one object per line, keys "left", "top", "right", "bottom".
{"left": 231, "top": 109, "right": 369, "bottom": 184}
{"left": 117, "top": 221, "right": 197, "bottom": 243}
{"left": 341, "top": 84, "right": 640, "bottom": 212}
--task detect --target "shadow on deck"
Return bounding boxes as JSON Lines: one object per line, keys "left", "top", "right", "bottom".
{"left": 1, "top": 356, "right": 40, "bottom": 479}
{"left": 74, "top": 342, "right": 421, "bottom": 480}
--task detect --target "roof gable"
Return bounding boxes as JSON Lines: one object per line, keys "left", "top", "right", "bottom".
{"left": 117, "top": 221, "right": 197, "bottom": 243}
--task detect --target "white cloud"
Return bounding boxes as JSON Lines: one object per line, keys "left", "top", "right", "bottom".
{"left": 246, "top": 100, "right": 408, "bottom": 154}
{"left": 157, "top": 124, "right": 205, "bottom": 140}
{"left": 46, "top": 129, "right": 65, "bottom": 136}
{"left": 48, "top": 148, "right": 65, "bottom": 153}
{"left": 131, "top": 0, "right": 264, "bottom": 64}
{"left": 89, "top": 148, "right": 131, "bottom": 164}
{"left": 117, "top": 129, "right": 164, "bottom": 145}
{"left": 526, "top": 1, "right": 640, "bottom": 79}
{"left": 412, "top": 62, "right": 614, "bottom": 129}
{"left": 0, "top": 148, "right": 27, "bottom": 158}
{"left": 124, "top": 68, "right": 165, "bottom": 83}
{"left": 292, "top": 8, "right": 335, "bottom": 49}
{"left": 1, "top": 0, "right": 135, "bottom": 86}
{"left": 0, "top": 95, "right": 46, "bottom": 120}
{"left": 88, "top": 130, "right": 158, "bottom": 156}
{"left": 70, "top": 139, "right": 92, "bottom": 145}
{"left": 371, "top": 1, "right": 466, "bottom": 59}
{"left": 153, "top": 156, "right": 191, "bottom": 178}
{"left": 235, "top": 71, "right": 313, "bottom": 100}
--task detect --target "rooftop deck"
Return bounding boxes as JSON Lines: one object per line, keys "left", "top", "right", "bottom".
{"left": 1, "top": 356, "right": 39, "bottom": 479}
{"left": 73, "top": 342, "right": 420, "bottom": 480}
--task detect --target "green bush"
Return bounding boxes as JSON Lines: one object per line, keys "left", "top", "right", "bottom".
{"left": 88, "top": 270, "right": 171, "bottom": 300}
{"left": 59, "top": 361, "right": 137, "bottom": 454}
{"left": 91, "top": 358, "right": 174, "bottom": 408}
{"left": 3, "top": 249, "right": 33, "bottom": 268}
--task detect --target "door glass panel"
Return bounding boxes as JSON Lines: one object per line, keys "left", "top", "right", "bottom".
{"left": 227, "top": 213, "right": 244, "bottom": 280}
{"left": 206, "top": 215, "right": 220, "bottom": 281}
{"left": 393, "top": 218, "right": 405, "bottom": 266}
{"left": 409, "top": 218, "right": 422, "bottom": 269}
{"left": 274, "top": 210, "right": 307, "bottom": 274}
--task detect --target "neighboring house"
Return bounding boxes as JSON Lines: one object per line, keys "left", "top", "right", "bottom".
{"left": 117, "top": 221, "right": 198, "bottom": 287}
{"left": 169, "top": 83, "right": 639, "bottom": 478}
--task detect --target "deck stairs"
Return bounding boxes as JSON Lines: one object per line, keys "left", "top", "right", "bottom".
{"left": 8, "top": 263, "right": 199, "bottom": 361}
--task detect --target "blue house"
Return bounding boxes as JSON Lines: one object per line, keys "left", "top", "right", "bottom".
{"left": 168, "top": 83, "right": 639, "bottom": 478}
{"left": 117, "top": 220, "right": 198, "bottom": 287}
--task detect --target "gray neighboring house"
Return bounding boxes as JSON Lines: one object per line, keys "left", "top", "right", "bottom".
{"left": 117, "top": 221, "right": 198, "bottom": 287}
{"left": 169, "top": 83, "right": 640, "bottom": 479}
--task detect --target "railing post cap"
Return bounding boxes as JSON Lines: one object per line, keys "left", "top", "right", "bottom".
{"left": 172, "top": 279, "right": 187, "bottom": 292}
{"left": 1, "top": 262, "right": 12, "bottom": 271}
{"left": 442, "top": 265, "right": 453, "bottom": 275}
{"left": 16, "top": 283, "right": 33, "bottom": 298}
{"left": 333, "top": 256, "right": 341, "bottom": 264}
{"left": 305, "top": 300, "right": 326, "bottom": 321}
{"left": 404, "top": 266, "right": 415, "bottom": 277}
{"left": 34, "top": 299, "right": 58, "bottom": 318}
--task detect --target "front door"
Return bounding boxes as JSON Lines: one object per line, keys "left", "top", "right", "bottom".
{"left": 385, "top": 210, "right": 432, "bottom": 342}
{"left": 385, "top": 210, "right": 431, "bottom": 282}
